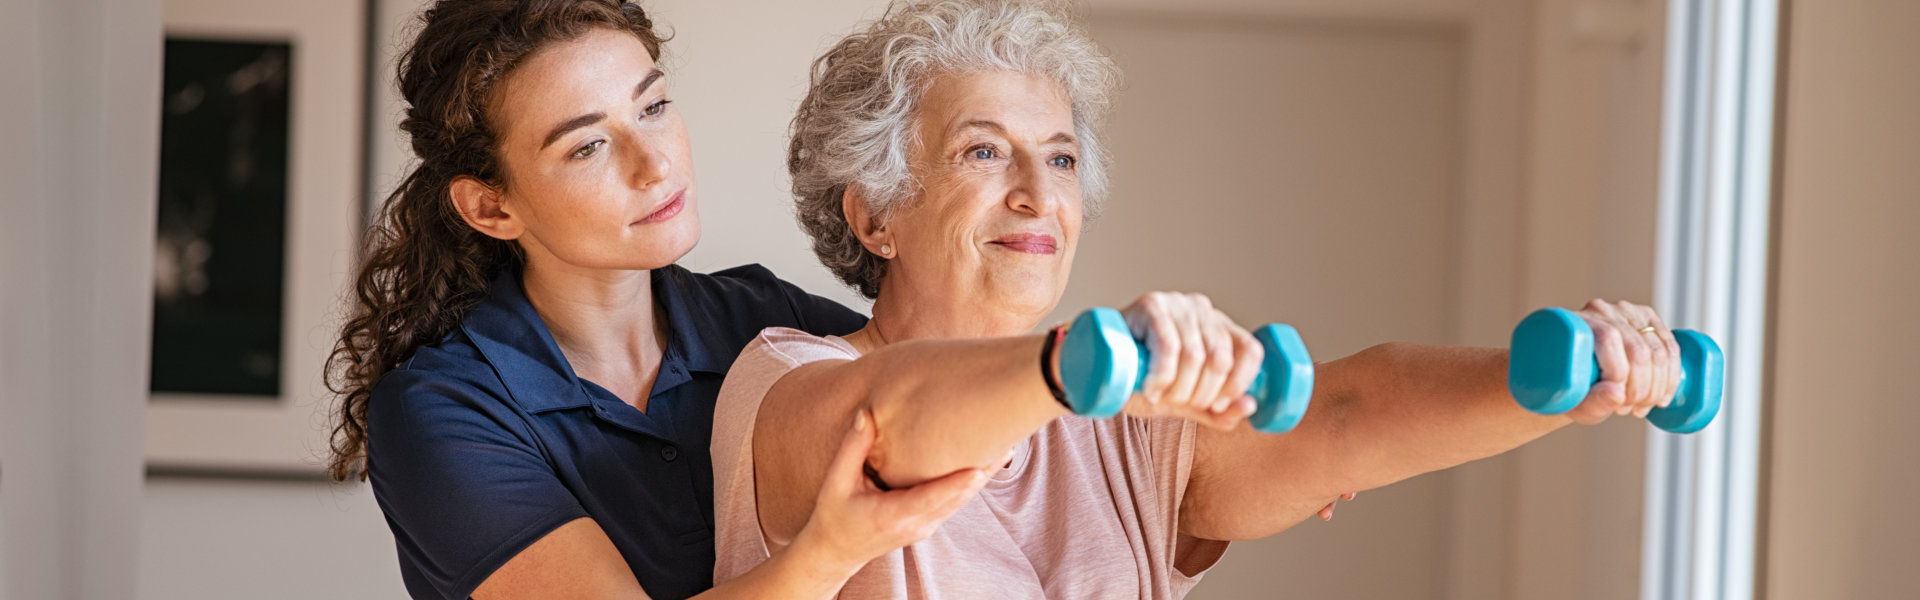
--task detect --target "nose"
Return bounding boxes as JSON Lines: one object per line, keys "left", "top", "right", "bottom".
{"left": 1005, "top": 152, "right": 1062, "bottom": 217}
{"left": 622, "top": 130, "right": 673, "bottom": 190}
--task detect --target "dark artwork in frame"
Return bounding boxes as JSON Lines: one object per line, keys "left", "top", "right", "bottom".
{"left": 151, "top": 38, "right": 293, "bottom": 398}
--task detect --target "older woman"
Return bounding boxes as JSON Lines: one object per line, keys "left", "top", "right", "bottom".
{"left": 711, "top": 0, "right": 1686, "bottom": 597}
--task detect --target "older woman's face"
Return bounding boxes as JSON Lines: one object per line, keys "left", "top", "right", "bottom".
{"left": 884, "top": 70, "right": 1083, "bottom": 318}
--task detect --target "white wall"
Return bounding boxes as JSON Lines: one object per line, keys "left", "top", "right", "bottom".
{"left": 141, "top": 478, "right": 404, "bottom": 600}
{"left": 1765, "top": 0, "right": 1920, "bottom": 597}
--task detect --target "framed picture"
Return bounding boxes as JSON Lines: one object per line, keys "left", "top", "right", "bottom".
{"left": 146, "top": 0, "right": 367, "bottom": 477}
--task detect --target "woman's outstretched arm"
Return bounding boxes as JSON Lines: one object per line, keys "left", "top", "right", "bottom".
{"left": 1179, "top": 300, "right": 1684, "bottom": 541}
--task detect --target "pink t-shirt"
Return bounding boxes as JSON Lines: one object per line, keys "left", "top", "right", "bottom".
{"left": 711, "top": 327, "right": 1230, "bottom": 599}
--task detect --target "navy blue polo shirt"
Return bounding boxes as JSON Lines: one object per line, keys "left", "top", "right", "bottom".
{"left": 366, "top": 264, "right": 865, "bottom": 600}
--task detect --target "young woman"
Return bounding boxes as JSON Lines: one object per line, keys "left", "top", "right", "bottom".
{"left": 324, "top": 2, "right": 987, "bottom": 599}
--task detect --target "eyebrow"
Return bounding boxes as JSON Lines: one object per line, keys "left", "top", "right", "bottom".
{"left": 953, "top": 119, "right": 1077, "bottom": 146}
{"left": 538, "top": 69, "right": 668, "bottom": 150}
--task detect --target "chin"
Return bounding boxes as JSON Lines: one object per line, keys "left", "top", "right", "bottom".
{"left": 605, "top": 215, "right": 701, "bottom": 270}
{"left": 647, "top": 218, "right": 702, "bottom": 267}
{"left": 989, "top": 284, "right": 1062, "bottom": 320}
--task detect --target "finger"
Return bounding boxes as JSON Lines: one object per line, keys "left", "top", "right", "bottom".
{"left": 1217, "top": 316, "right": 1263, "bottom": 414}
{"left": 1646, "top": 310, "right": 1682, "bottom": 407}
{"left": 820, "top": 409, "right": 879, "bottom": 498}
{"left": 1191, "top": 303, "right": 1235, "bottom": 415}
{"left": 1167, "top": 297, "right": 1208, "bottom": 409}
{"left": 1633, "top": 307, "right": 1669, "bottom": 417}
{"left": 1620, "top": 320, "right": 1655, "bottom": 417}
{"left": 1582, "top": 322, "right": 1631, "bottom": 421}
{"left": 1318, "top": 502, "right": 1335, "bottom": 521}
{"left": 888, "top": 465, "right": 989, "bottom": 523}
{"left": 1584, "top": 297, "right": 1621, "bottom": 320}
{"left": 1581, "top": 299, "right": 1631, "bottom": 415}
{"left": 1140, "top": 295, "right": 1181, "bottom": 402}
{"left": 1572, "top": 381, "right": 1626, "bottom": 425}
{"left": 1193, "top": 402, "right": 1249, "bottom": 432}
{"left": 1342, "top": 492, "right": 1357, "bottom": 501}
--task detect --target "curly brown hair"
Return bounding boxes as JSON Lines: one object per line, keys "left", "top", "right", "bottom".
{"left": 325, "top": 0, "right": 665, "bottom": 482}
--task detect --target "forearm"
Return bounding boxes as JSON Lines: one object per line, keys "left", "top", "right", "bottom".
{"left": 696, "top": 540, "right": 859, "bottom": 600}
{"left": 859, "top": 335, "right": 1067, "bottom": 486}
{"left": 1316, "top": 342, "right": 1569, "bottom": 492}
{"left": 1185, "top": 342, "right": 1570, "bottom": 540}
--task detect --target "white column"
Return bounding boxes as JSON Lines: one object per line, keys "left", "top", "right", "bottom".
{"left": 0, "top": 0, "right": 163, "bottom": 598}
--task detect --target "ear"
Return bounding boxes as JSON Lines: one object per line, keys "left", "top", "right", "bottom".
{"left": 449, "top": 176, "right": 525, "bottom": 241}
{"left": 841, "top": 185, "right": 892, "bottom": 257}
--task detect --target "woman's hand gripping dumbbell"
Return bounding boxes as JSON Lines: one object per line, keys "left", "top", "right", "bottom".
{"left": 1508, "top": 300, "right": 1725, "bottom": 433}
{"left": 1052, "top": 303, "right": 1314, "bottom": 433}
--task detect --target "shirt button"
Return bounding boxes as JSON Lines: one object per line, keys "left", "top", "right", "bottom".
{"left": 660, "top": 445, "right": 679, "bottom": 462}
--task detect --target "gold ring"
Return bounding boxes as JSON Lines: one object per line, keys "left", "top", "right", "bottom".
{"left": 1637, "top": 325, "right": 1660, "bottom": 335}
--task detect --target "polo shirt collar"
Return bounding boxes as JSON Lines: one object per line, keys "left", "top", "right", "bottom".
{"left": 459, "top": 265, "right": 722, "bottom": 415}
{"left": 651, "top": 265, "right": 729, "bottom": 376}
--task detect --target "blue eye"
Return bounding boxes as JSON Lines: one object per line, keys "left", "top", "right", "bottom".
{"left": 970, "top": 146, "right": 997, "bottom": 160}
{"left": 1050, "top": 155, "right": 1077, "bottom": 169}
{"left": 571, "top": 139, "right": 604, "bottom": 159}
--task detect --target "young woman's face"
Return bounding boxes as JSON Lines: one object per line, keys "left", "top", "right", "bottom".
{"left": 488, "top": 27, "right": 699, "bottom": 272}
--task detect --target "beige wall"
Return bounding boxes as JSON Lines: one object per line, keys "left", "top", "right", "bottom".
{"left": 1765, "top": 0, "right": 1920, "bottom": 597}
{"left": 133, "top": 0, "right": 1680, "bottom": 599}
{"left": 1070, "top": 12, "right": 1467, "bottom": 599}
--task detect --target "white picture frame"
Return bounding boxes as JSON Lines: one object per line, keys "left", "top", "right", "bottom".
{"left": 146, "top": 0, "right": 366, "bottom": 477}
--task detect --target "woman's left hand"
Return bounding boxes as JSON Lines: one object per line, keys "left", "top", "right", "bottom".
{"left": 789, "top": 409, "right": 990, "bottom": 574}
{"left": 1566, "top": 299, "right": 1685, "bottom": 424}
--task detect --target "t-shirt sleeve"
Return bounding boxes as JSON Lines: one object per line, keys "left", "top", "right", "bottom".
{"left": 710, "top": 328, "right": 862, "bottom": 585}
{"left": 366, "top": 368, "right": 589, "bottom": 600}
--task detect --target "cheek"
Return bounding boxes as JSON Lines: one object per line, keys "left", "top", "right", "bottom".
{"left": 664, "top": 117, "right": 696, "bottom": 175}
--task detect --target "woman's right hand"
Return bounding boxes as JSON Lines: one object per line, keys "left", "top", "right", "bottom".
{"left": 787, "top": 408, "right": 991, "bottom": 575}
{"left": 1118, "top": 292, "right": 1264, "bottom": 431}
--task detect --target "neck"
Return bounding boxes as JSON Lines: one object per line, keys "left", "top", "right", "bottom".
{"left": 519, "top": 258, "right": 665, "bottom": 377}
{"left": 851, "top": 279, "right": 1045, "bottom": 350}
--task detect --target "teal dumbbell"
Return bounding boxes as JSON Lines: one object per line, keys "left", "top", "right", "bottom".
{"left": 1508, "top": 307, "right": 1724, "bottom": 433}
{"left": 1056, "top": 307, "right": 1314, "bottom": 433}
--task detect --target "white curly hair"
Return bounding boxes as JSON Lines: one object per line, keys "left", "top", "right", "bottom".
{"left": 787, "top": 0, "right": 1122, "bottom": 298}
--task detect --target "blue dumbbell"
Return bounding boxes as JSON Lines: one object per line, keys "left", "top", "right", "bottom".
{"left": 1508, "top": 307, "right": 1724, "bottom": 433}
{"left": 1055, "top": 307, "right": 1314, "bottom": 433}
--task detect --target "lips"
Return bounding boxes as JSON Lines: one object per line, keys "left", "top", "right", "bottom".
{"left": 989, "top": 233, "right": 1058, "bottom": 255}
{"left": 633, "top": 190, "right": 686, "bottom": 225}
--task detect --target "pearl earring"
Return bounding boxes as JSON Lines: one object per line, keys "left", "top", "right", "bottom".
{"left": 880, "top": 244, "right": 892, "bottom": 257}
